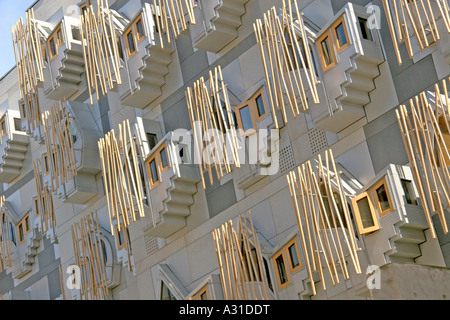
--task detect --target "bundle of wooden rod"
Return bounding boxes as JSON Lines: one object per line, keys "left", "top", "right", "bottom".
{"left": 22, "top": 89, "right": 42, "bottom": 135}
{"left": 254, "top": 0, "right": 319, "bottom": 128}
{"left": 41, "top": 100, "right": 78, "bottom": 192}
{"left": 212, "top": 211, "right": 270, "bottom": 300}
{"left": 32, "top": 158, "right": 56, "bottom": 234}
{"left": 396, "top": 78, "right": 450, "bottom": 239}
{"left": 71, "top": 211, "right": 109, "bottom": 300}
{"left": 286, "top": 149, "right": 362, "bottom": 296}
{"left": 11, "top": 8, "right": 45, "bottom": 101}
{"left": 98, "top": 119, "right": 145, "bottom": 272}
{"left": 186, "top": 65, "right": 241, "bottom": 189}
{"left": 151, "top": 0, "right": 196, "bottom": 47}
{"left": 79, "top": 0, "right": 122, "bottom": 106}
{"left": 382, "top": 0, "right": 450, "bottom": 66}
{"left": 0, "top": 196, "right": 12, "bottom": 274}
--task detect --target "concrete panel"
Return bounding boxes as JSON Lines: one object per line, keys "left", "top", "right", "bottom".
{"left": 366, "top": 121, "right": 409, "bottom": 175}
{"left": 0, "top": 271, "right": 14, "bottom": 295}
{"left": 251, "top": 198, "right": 277, "bottom": 241}
{"left": 162, "top": 97, "right": 192, "bottom": 132}
{"left": 392, "top": 54, "right": 438, "bottom": 103}
{"left": 336, "top": 141, "right": 375, "bottom": 186}
{"left": 206, "top": 179, "right": 238, "bottom": 219}
{"left": 47, "top": 268, "right": 62, "bottom": 300}
{"left": 38, "top": 239, "right": 56, "bottom": 271}
{"left": 180, "top": 50, "right": 209, "bottom": 84}
{"left": 269, "top": 188, "right": 297, "bottom": 236}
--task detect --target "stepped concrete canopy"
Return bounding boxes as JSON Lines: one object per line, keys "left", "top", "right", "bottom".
{"left": 1, "top": 0, "right": 450, "bottom": 303}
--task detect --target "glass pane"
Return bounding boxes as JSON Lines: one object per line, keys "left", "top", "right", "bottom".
{"left": 161, "top": 282, "right": 176, "bottom": 300}
{"left": 25, "top": 216, "right": 30, "bottom": 232}
{"left": 376, "top": 184, "right": 390, "bottom": 212}
{"left": 150, "top": 159, "right": 159, "bottom": 183}
{"left": 127, "top": 31, "right": 135, "bottom": 53}
{"left": 401, "top": 179, "right": 414, "bottom": 205}
{"left": 117, "top": 228, "right": 124, "bottom": 246}
{"left": 275, "top": 254, "right": 288, "bottom": 284}
{"left": 147, "top": 133, "right": 157, "bottom": 150}
{"left": 255, "top": 94, "right": 266, "bottom": 118}
{"left": 19, "top": 224, "right": 24, "bottom": 242}
{"left": 136, "top": 19, "right": 145, "bottom": 38}
{"left": 160, "top": 147, "right": 169, "bottom": 168}
{"left": 200, "top": 292, "right": 207, "bottom": 300}
{"left": 335, "top": 23, "right": 348, "bottom": 47}
{"left": 321, "top": 38, "right": 333, "bottom": 66}
{"left": 357, "top": 197, "right": 375, "bottom": 229}
{"left": 288, "top": 244, "right": 300, "bottom": 269}
{"left": 50, "top": 39, "right": 56, "bottom": 56}
{"left": 239, "top": 105, "right": 254, "bottom": 132}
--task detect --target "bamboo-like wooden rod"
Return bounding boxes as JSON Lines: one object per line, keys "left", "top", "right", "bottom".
{"left": 211, "top": 211, "right": 271, "bottom": 300}
{"left": 0, "top": 196, "right": 12, "bottom": 273}
{"left": 253, "top": 0, "right": 320, "bottom": 128}
{"left": 286, "top": 149, "right": 362, "bottom": 295}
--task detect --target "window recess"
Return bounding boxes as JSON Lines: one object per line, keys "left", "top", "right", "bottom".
{"left": 287, "top": 149, "right": 362, "bottom": 296}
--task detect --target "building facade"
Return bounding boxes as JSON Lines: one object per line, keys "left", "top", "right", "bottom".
{"left": 1, "top": 0, "right": 450, "bottom": 300}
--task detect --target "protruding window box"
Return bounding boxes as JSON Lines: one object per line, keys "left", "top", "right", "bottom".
{"left": 0, "top": 110, "right": 30, "bottom": 183}
{"left": 42, "top": 17, "right": 86, "bottom": 101}
{"left": 142, "top": 133, "right": 200, "bottom": 238}
{"left": 232, "top": 87, "right": 279, "bottom": 189}
{"left": 352, "top": 164, "right": 431, "bottom": 266}
{"left": 118, "top": 4, "right": 175, "bottom": 108}
{"left": 12, "top": 213, "right": 42, "bottom": 279}
{"left": 42, "top": 101, "right": 102, "bottom": 204}
{"left": 310, "top": 3, "right": 384, "bottom": 133}
{"left": 190, "top": 0, "right": 249, "bottom": 53}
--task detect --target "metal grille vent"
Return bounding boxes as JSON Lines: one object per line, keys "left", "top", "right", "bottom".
{"left": 308, "top": 128, "right": 328, "bottom": 155}
{"left": 144, "top": 236, "right": 159, "bottom": 256}
{"left": 279, "top": 144, "right": 296, "bottom": 174}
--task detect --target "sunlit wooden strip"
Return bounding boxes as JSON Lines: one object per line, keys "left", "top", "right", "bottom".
{"left": 185, "top": 65, "right": 241, "bottom": 188}
{"left": 80, "top": 0, "right": 122, "bottom": 106}
{"left": 286, "top": 149, "right": 362, "bottom": 296}
{"left": 382, "top": 0, "right": 450, "bottom": 65}
{"left": 253, "top": 0, "right": 319, "bottom": 128}
{"left": 0, "top": 196, "right": 12, "bottom": 274}
{"left": 71, "top": 211, "right": 109, "bottom": 300}
{"left": 33, "top": 158, "right": 56, "bottom": 234}
{"left": 212, "top": 211, "right": 270, "bottom": 300}
{"left": 395, "top": 78, "right": 450, "bottom": 238}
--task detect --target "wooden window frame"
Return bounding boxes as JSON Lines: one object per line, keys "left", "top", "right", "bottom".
{"left": 33, "top": 196, "right": 40, "bottom": 217}
{"left": 272, "top": 248, "right": 291, "bottom": 290}
{"left": 134, "top": 15, "right": 146, "bottom": 44}
{"left": 317, "top": 31, "right": 337, "bottom": 72}
{"left": 17, "top": 213, "right": 31, "bottom": 244}
{"left": 331, "top": 15, "right": 351, "bottom": 53}
{"left": 370, "top": 177, "right": 394, "bottom": 218}
{"left": 0, "top": 118, "right": 6, "bottom": 138}
{"left": 351, "top": 192, "right": 379, "bottom": 235}
{"left": 252, "top": 88, "right": 268, "bottom": 122}
{"left": 146, "top": 154, "right": 161, "bottom": 188}
{"left": 157, "top": 142, "right": 170, "bottom": 174}
{"left": 285, "top": 237, "right": 302, "bottom": 274}
{"left": 236, "top": 102, "right": 257, "bottom": 134}
{"left": 124, "top": 27, "right": 137, "bottom": 58}
{"left": 190, "top": 285, "right": 209, "bottom": 300}
{"left": 48, "top": 24, "right": 64, "bottom": 61}
{"left": 43, "top": 153, "right": 50, "bottom": 175}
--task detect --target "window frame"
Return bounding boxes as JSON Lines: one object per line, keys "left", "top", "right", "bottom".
{"left": 401, "top": 179, "right": 417, "bottom": 205}
{"left": 285, "top": 237, "right": 302, "bottom": 274}
{"left": 157, "top": 142, "right": 170, "bottom": 174}
{"left": 48, "top": 24, "right": 64, "bottom": 61}
{"left": 124, "top": 27, "right": 137, "bottom": 58}
{"left": 115, "top": 225, "right": 126, "bottom": 250}
{"left": 146, "top": 153, "right": 161, "bottom": 188}
{"left": 252, "top": 88, "right": 268, "bottom": 122}
{"left": 134, "top": 15, "right": 146, "bottom": 44}
{"left": 33, "top": 196, "right": 41, "bottom": 217}
{"left": 0, "top": 118, "right": 6, "bottom": 138}
{"left": 17, "top": 213, "right": 31, "bottom": 244}
{"left": 272, "top": 248, "right": 291, "bottom": 290}
{"left": 358, "top": 17, "right": 373, "bottom": 41}
{"left": 331, "top": 15, "right": 351, "bottom": 53}
{"left": 236, "top": 102, "right": 257, "bottom": 134}
{"left": 370, "top": 177, "right": 394, "bottom": 218}
{"left": 317, "top": 31, "right": 337, "bottom": 72}
{"left": 351, "top": 191, "right": 379, "bottom": 235}
{"left": 43, "top": 153, "right": 50, "bottom": 175}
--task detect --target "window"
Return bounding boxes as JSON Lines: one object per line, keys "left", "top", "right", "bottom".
{"left": 48, "top": 24, "right": 64, "bottom": 60}
{"left": 116, "top": 35, "right": 124, "bottom": 61}
{"left": 190, "top": 285, "right": 209, "bottom": 300}
{"left": 161, "top": 282, "right": 177, "bottom": 300}
{"left": 158, "top": 145, "right": 169, "bottom": 172}
{"left": 135, "top": 16, "right": 146, "bottom": 43}
{"left": 146, "top": 141, "right": 170, "bottom": 188}
{"left": 20, "top": 101, "right": 27, "bottom": 119}
{"left": 43, "top": 153, "right": 50, "bottom": 174}
{"left": 147, "top": 156, "right": 160, "bottom": 188}
{"left": 236, "top": 104, "right": 255, "bottom": 133}
{"left": 33, "top": 196, "right": 41, "bottom": 216}
{"left": 317, "top": 33, "right": 336, "bottom": 71}
{"left": 14, "top": 118, "right": 22, "bottom": 132}
{"left": 115, "top": 225, "right": 125, "bottom": 250}
{"left": 271, "top": 237, "right": 302, "bottom": 290}
{"left": 273, "top": 250, "right": 290, "bottom": 289}
{"left": 147, "top": 133, "right": 158, "bottom": 151}
{"left": 0, "top": 118, "right": 6, "bottom": 137}
{"left": 125, "top": 29, "right": 136, "bottom": 57}
{"left": 332, "top": 16, "right": 350, "bottom": 52}
{"left": 252, "top": 89, "right": 268, "bottom": 122}
{"left": 371, "top": 177, "right": 394, "bottom": 218}
{"left": 358, "top": 17, "right": 373, "bottom": 41}
{"left": 351, "top": 192, "right": 379, "bottom": 235}
{"left": 17, "top": 213, "right": 31, "bottom": 244}
{"left": 401, "top": 179, "right": 416, "bottom": 205}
